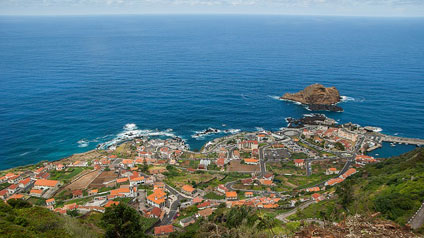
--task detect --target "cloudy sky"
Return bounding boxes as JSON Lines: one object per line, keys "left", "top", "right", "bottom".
{"left": 1, "top": 0, "right": 424, "bottom": 16}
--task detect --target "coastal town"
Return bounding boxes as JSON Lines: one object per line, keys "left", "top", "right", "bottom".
{"left": 1, "top": 114, "right": 423, "bottom": 236}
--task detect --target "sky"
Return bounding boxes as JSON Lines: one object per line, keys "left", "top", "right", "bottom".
{"left": 0, "top": 0, "right": 424, "bottom": 17}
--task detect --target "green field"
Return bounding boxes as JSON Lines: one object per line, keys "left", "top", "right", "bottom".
{"left": 49, "top": 167, "right": 86, "bottom": 182}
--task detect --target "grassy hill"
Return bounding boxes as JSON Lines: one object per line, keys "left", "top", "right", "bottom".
{"left": 290, "top": 147, "right": 424, "bottom": 229}
{"left": 0, "top": 201, "right": 102, "bottom": 238}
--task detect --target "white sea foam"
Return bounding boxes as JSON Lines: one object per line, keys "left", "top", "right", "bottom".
{"left": 191, "top": 128, "right": 241, "bottom": 139}
{"left": 97, "top": 123, "right": 177, "bottom": 149}
{"left": 267, "top": 95, "right": 282, "bottom": 100}
{"left": 77, "top": 139, "right": 89, "bottom": 148}
{"left": 374, "top": 128, "right": 383, "bottom": 132}
{"left": 255, "top": 127, "right": 265, "bottom": 131}
{"left": 340, "top": 96, "right": 365, "bottom": 103}
{"left": 227, "top": 129, "right": 241, "bottom": 134}
{"left": 19, "top": 151, "right": 31, "bottom": 156}
{"left": 340, "top": 96, "right": 355, "bottom": 102}
{"left": 123, "top": 123, "right": 138, "bottom": 131}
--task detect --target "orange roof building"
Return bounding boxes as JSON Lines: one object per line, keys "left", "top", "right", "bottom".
{"left": 147, "top": 189, "right": 166, "bottom": 208}
{"left": 34, "top": 179, "right": 59, "bottom": 188}
{"left": 104, "top": 200, "right": 120, "bottom": 208}
{"left": 226, "top": 191, "right": 237, "bottom": 200}
{"left": 46, "top": 198, "right": 55, "bottom": 205}
{"left": 244, "top": 158, "right": 259, "bottom": 165}
{"left": 7, "top": 194, "right": 24, "bottom": 200}
{"left": 116, "top": 177, "right": 129, "bottom": 183}
{"left": 154, "top": 225, "right": 174, "bottom": 235}
{"left": 294, "top": 159, "right": 305, "bottom": 167}
{"left": 30, "top": 189, "right": 44, "bottom": 197}
{"left": 181, "top": 185, "right": 195, "bottom": 195}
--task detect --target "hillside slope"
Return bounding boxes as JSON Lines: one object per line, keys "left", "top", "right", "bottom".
{"left": 0, "top": 201, "right": 101, "bottom": 238}
{"left": 290, "top": 147, "right": 424, "bottom": 231}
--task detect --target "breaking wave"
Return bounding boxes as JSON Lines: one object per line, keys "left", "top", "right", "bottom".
{"left": 96, "top": 123, "right": 177, "bottom": 149}
{"left": 191, "top": 127, "right": 241, "bottom": 139}
{"left": 340, "top": 96, "right": 365, "bottom": 103}
{"left": 267, "top": 95, "right": 282, "bottom": 100}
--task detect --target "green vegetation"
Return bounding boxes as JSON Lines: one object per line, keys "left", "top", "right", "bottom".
{"left": 101, "top": 203, "right": 148, "bottom": 238}
{"left": 0, "top": 200, "right": 100, "bottom": 238}
{"left": 290, "top": 152, "right": 308, "bottom": 160}
{"left": 170, "top": 205, "right": 296, "bottom": 238}
{"left": 204, "top": 192, "right": 225, "bottom": 200}
{"left": 288, "top": 199, "right": 339, "bottom": 221}
{"left": 240, "top": 151, "right": 251, "bottom": 158}
{"left": 206, "top": 152, "right": 217, "bottom": 158}
{"left": 49, "top": 168, "right": 85, "bottom": 182}
{"left": 113, "top": 197, "right": 133, "bottom": 204}
{"left": 334, "top": 142, "right": 345, "bottom": 151}
{"left": 0, "top": 182, "right": 10, "bottom": 190}
{"left": 176, "top": 205, "right": 198, "bottom": 222}
{"left": 289, "top": 148, "right": 424, "bottom": 227}
{"left": 27, "top": 197, "right": 46, "bottom": 206}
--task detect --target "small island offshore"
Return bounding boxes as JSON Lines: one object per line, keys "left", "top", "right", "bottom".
{"left": 1, "top": 114, "right": 424, "bottom": 237}
{"left": 281, "top": 84, "right": 344, "bottom": 112}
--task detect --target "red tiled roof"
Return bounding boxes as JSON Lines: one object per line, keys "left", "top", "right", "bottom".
{"left": 226, "top": 191, "right": 237, "bottom": 198}
{"left": 154, "top": 225, "right": 174, "bottom": 235}
{"left": 104, "top": 201, "right": 120, "bottom": 208}
{"left": 34, "top": 179, "right": 59, "bottom": 187}
{"left": 182, "top": 185, "right": 195, "bottom": 193}
{"left": 19, "top": 178, "right": 31, "bottom": 185}
{"left": 151, "top": 207, "right": 162, "bottom": 217}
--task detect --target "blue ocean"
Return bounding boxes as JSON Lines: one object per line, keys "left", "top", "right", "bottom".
{"left": 1, "top": 15, "right": 423, "bottom": 170}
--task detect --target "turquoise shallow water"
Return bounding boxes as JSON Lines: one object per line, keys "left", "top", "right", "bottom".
{"left": 1, "top": 15, "right": 424, "bottom": 169}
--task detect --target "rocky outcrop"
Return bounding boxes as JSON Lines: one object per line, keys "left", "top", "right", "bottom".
{"left": 281, "top": 84, "right": 343, "bottom": 112}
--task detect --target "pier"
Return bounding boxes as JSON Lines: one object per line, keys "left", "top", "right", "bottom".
{"left": 377, "top": 133, "right": 424, "bottom": 146}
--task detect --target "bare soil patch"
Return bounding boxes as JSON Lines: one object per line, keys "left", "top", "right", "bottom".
{"left": 89, "top": 171, "right": 117, "bottom": 189}
{"left": 63, "top": 170, "right": 101, "bottom": 191}
{"left": 226, "top": 160, "right": 260, "bottom": 173}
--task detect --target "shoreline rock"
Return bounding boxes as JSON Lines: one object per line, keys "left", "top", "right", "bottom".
{"left": 281, "top": 83, "right": 342, "bottom": 112}
{"left": 308, "top": 104, "right": 343, "bottom": 112}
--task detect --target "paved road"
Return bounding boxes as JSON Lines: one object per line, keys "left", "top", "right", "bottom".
{"left": 305, "top": 160, "right": 312, "bottom": 176}
{"left": 409, "top": 201, "right": 424, "bottom": 230}
{"left": 159, "top": 184, "right": 191, "bottom": 225}
{"left": 258, "top": 145, "right": 271, "bottom": 177}
{"left": 276, "top": 200, "right": 315, "bottom": 222}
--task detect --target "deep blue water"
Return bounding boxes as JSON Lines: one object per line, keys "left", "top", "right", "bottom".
{"left": 367, "top": 142, "right": 418, "bottom": 159}
{"left": 1, "top": 15, "right": 424, "bottom": 170}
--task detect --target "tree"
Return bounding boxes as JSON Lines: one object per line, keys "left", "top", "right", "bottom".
{"left": 66, "top": 209, "right": 79, "bottom": 217}
{"left": 101, "top": 203, "right": 146, "bottom": 238}
{"left": 335, "top": 142, "right": 345, "bottom": 151}
{"left": 142, "top": 160, "right": 149, "bottom": 173}
{"left": 336, "top": 180, "right": 353, "bottom": 210}
{"left": 7, "top": 199, "right": 32, "bottom": 209}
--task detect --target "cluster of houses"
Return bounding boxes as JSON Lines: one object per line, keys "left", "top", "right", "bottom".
{"left": 0, "top": 167, "right": 61, "bottom": 201}
{"left": 226, "top": 193, "right": 280, "bottom": 209}
{"left": 302, "top": 126, "right": 360, "bottom": 151}
{"left": 324, "top": 168, "right": 357, "bottom": 187}
{"left": 355, "top": 154, "right": 377, "bottom": 165}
